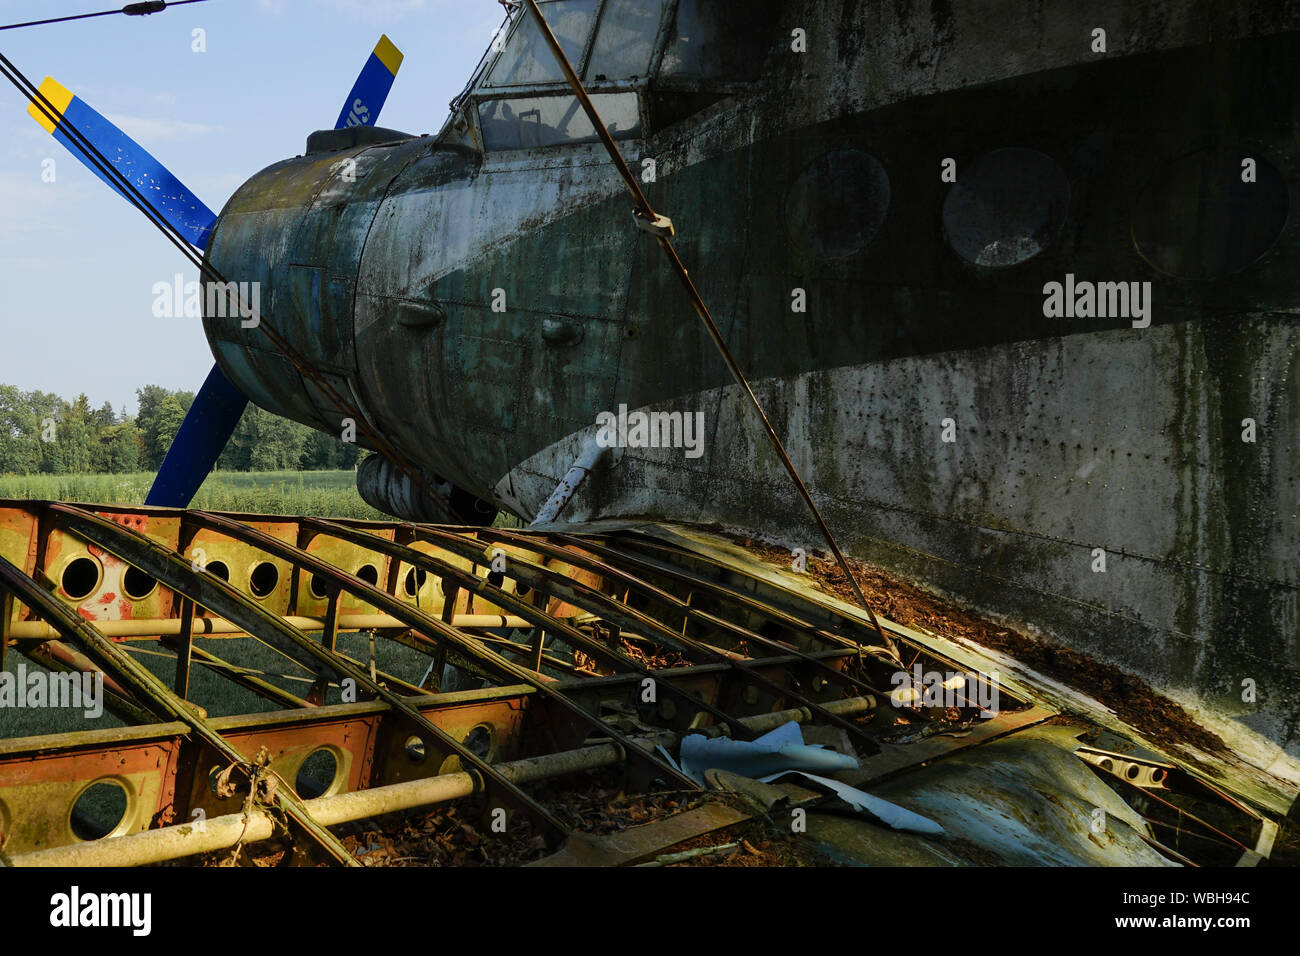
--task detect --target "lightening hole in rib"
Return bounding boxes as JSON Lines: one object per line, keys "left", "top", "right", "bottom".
{"left": 295, "top": 748, "right": 340, "bottom": 799}
{"left": 403, "top": 568, "right": 428, "bottom": 597}
{"left": 249, "top": 562, "right": 279, "bottom": 599}
{"left": 122, "top": 565, "right": 157, "bottom": 601}
{"left": 404, "top": 735, "right": 427, "bottom": 764}
{"left": 61, "top": 557, "right": 101, "bottom": 601}
{"left": 70, "top": 779, "right": 129, "bottom": 841}
{"left": 464, "top": 724, "right": 495, "bottom": 762}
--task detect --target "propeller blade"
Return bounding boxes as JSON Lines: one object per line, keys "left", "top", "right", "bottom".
{"left": 145, "top": 365, "right": 248, "bottom": 508}
{"left": 28, "top": 76, "right": 217, "bottom": 248}
{"left": 335, "top": 34, "right": 404, "bottom": 130}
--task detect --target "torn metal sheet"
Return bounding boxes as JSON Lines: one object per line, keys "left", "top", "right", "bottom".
{"left": 758, "top": 771, "right": 944, "bottom": 837}
{"left": 866, "top": 724, "right": 1179, "bottom": 866}
{"left": 680, "top": 721, "right": 858, "bottom": 784}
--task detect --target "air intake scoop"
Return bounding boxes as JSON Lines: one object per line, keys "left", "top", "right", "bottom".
{"left": 306, "top": 126, "right": 416, "bottom": 155}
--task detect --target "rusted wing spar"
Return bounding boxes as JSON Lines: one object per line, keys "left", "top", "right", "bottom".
{"left": 0, "top": 500, "right": 1034, "bottom": 864}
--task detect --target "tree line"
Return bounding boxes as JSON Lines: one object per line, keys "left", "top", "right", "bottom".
{"left": 0, "top": 384, "right": 363, "bottom": 475}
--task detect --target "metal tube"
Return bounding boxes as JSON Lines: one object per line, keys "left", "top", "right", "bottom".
{"left": 11, "top": 696, "right": 873, "bottom": 867}
{"left": 531, "top": 439, "right": 614, "bottom": 525}
{"left": 6, "top": 613, "right": 532, "bottom": 642}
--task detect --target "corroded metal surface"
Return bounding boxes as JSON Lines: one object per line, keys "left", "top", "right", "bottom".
{"left": 0, "top": 500, "right": 884, "bottom": 860}
{"left": 198, "top": 1, "right": 1299, "bottom": 752}
{"left": 0, "top": 501, "right": 1292, "bottom": 866}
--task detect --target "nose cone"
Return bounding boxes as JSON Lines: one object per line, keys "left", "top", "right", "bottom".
{"left": 202, "top": 138, "right": 416, "bottom": 443}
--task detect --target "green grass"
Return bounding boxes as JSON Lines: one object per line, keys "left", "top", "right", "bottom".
{"left": 0, "top": 470, "right": 389, "bottom": 520}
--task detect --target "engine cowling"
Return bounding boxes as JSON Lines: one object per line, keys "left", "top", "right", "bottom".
{"left": 356, "top": 454, "right": 497, "bottom": 525}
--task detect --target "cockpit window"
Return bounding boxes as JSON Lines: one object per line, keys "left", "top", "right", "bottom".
{"left": 586, "top": 0, "right": 669, "bottom": 81}
{"left": 485, "top": 0, "right": 598, "bottom": 88}
{"left": 463, "top": 0, "right": 766, "bottom": 152}
{"left": 478, "top": 92, "right": 641, "bottom": 150}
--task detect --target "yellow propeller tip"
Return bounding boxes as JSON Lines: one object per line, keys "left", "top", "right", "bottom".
{"left": 27, "top": 76, "right": 73, "bottom": 135}
{"left": 375, "top": 35, "right": 404, "bottom": 76}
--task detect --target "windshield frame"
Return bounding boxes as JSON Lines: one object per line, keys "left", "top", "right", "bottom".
{"left": 447, "top": 0, "right": 679, "bottom": 154}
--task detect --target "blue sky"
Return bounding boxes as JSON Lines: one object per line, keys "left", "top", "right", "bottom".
{"left": 0, "top": 0, "right": 503, "bottom": 415}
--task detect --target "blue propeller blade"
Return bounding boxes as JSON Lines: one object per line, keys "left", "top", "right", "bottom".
{"left": 335, "top": 34, "right": 404, "bottom": 129}
{"left": 144, "top": 365, "right": 249, "bottom": 508}
{"left": 36, "top": 38, "right": 405, "bottom": 509}
{"left": 28, "top": 77, "right": 217, "bottom": 249}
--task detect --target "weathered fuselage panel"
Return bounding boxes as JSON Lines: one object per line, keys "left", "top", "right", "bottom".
{"left": 203, "top": 0, "right": 1300, "bottom": 753}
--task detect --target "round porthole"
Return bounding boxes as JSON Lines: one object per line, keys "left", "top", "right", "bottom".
{"left": 295, "top": 748, "right": 341, "bottom": 799}
{"left": 248, "top": 561, "right": 279, "bottom": 599}
{"left": 943, "top": 147, "right": 1070, "bottom": 268}
{"left": 122, "top": 565, "right": 157, "bottom": 601}
{"left": 1133, "top": 147, "right": 1288, "bottom": 279}
{"left": 403, "top": 567, "right": 428, "bottom": 597}
{"left": 786, "top": 149, "right": 891, "bottom": 259}
{"left": 69, "top": 778, "right": 131, "bottom": 841}
{"left": 60, "top": 556, "right": 102, "bottom": 601}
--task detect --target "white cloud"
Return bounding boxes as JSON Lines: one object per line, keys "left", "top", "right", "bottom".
{"left": 102, "top": 113, "right": 222, "bottom": 143}
{"left": 194, "top": 171, "right": 249, "bottom": 198}
{"left": 0, "top": 171, "right": 87, "bottom": 241}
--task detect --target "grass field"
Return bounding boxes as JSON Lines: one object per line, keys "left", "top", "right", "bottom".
{"left": 0, "top": 470, "right": 390, "bottom": 519}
